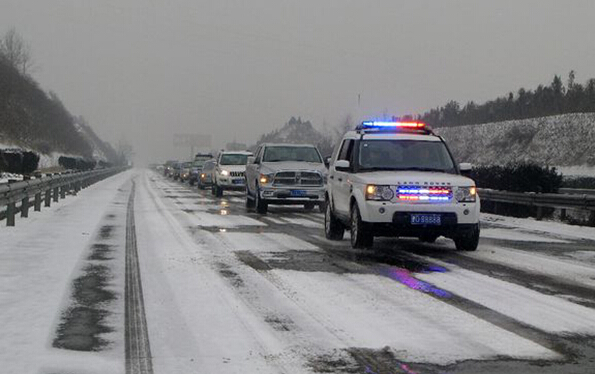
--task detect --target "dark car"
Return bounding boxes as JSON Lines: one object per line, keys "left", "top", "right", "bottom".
{"left": 189, "top": 153, "right": 213, "bottom": 186}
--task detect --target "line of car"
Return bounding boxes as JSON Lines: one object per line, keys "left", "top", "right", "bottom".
{"left": 159, "top": 120, "right": 480, "bottom": 251}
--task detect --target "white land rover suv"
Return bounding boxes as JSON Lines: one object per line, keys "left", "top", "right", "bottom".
{"left": 325, "top": 121, "right": 480, "bottom": 251}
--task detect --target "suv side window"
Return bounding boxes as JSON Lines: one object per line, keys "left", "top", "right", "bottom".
{"left": 254, "top": 146, "right": 263, "bottom": 163}
{"left": 338, "top": 139, "right": 354, "bottom": 162}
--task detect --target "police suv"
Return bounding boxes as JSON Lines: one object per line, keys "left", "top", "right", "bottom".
{"left": 325, "top": 121, "right": 480, "bottom": 251}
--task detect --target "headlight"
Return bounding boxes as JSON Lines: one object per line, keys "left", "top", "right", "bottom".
{"left": 259, "top": 173, "right": 274, "bottom": 184}
{"left": 365, "top": 185, "right": 394, "bottom": 201}
{"left": 220, "top": 170, "right": 229, "bottom": 176}
{"left": 200, "top": 173, "right": 206, "bottom": 178}
{"left": 455, "top": 186, "right": 477, "bottom": 202}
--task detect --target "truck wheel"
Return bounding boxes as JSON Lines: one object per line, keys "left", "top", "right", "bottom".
{"left": 350, "top": 204, "right": 373, "bottom": 249}
{"left": 454, "top": 224, "right": 480, "bottom": 251}
{"left": 215, "top": 184, "right": 223, "bottom": 197}
{"left": 325, "top": 200, "right": 344, "bottom": 240}
{"left": 255, "top": 187, "right": 268, "bottom": 214}
{"left": 245, "top": 186, "right": 255, "bottom": 209}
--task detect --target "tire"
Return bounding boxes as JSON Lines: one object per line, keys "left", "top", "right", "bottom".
{"left": 304, "top": 202, "right": 315, "bottom": 211}
{"left": 245, "top": 186, "right": 255, "bottom": 209}
{"left": 215, "top": 184, "right": 223, "bottom": 197}
{"left": 419, "top": 234, "right": 439, "bottom": 243}
{"left": 255, "top": 186, "right": 268, "bottom": 214}
{"left": 454, "top": 224, "right": 480, "bottom": 251}
{"left": 325, "top": 199, "right": 344, "bottom": 240}
{"left": 350, "top": 203, "right": 373, "bottom": 249}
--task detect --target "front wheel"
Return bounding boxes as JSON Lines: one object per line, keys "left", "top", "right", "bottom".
{"left": 325, "top": 199, "right": 344, "bottom": 240}
{"left": 245, "top": 186, "right": 255, "bottom": 209}
{"left": 454, "top": 225, "right": 480, "bottom": 251}
{"left": 215, "top": 184, "right": 223, "bottom": 197}
{"left": 255, "top": 187, "right": 268, "bottom": 214}
{"left": 350, "top": 204, "right": 373, "bottom": 249}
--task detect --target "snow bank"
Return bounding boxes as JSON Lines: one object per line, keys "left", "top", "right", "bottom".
{"left": 436, "top": 113, "right": 595, "bottom": 167}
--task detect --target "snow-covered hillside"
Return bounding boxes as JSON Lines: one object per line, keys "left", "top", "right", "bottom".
{"left": 435, "top": 113, "right": 595, "bottom": 168}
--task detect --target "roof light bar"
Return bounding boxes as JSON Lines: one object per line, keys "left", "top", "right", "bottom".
{"left": 361, "top": 121, "right": 426, "bottom": 129}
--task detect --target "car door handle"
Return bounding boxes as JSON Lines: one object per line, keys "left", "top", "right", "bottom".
{"left": 329, "top": 175, "right": 334, "bottom": 180}
{"left": 337, "top": 177, "right": 343, "bottom": 182}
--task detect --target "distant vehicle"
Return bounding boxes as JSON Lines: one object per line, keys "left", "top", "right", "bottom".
{"left": 189, "top": 153, "right": 213, "bottom": 186}
{"left": 325, "top": 120, "right": 480, "bottom": 251}
{"left": 212, "top": 151, "right": 252, "bottom": 197}
{"left": 179, "top": 161, "right": 193, "bottom": 182}
{"left": 171, "top": 162, "right": 184, "bottom": 180}
{"left": 245, "top": 143, "right": 327, "bottom": 214}
{"left": 163, "top": 160, "right": 178, "bottom": 177}
{"left": 198, "top": 159, "right": 216, "bottom": 189}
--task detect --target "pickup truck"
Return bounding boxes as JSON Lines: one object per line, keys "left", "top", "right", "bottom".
{"left": 245, "top": 143, "right": 327, "bottom": 214}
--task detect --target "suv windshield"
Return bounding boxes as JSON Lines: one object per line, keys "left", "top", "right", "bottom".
{"left": 220, "top": 154, "right": 249, "bottom": 165}
{"left": 358, "top": 140, "right": 456, "bottom": 173}
{"left": 263, "top": 146, "right": 322, "bottom": 163}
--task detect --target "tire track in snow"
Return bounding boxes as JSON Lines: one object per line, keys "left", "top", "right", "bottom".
{"left": 125, "top": 180, "right": 154, "bottom": 374}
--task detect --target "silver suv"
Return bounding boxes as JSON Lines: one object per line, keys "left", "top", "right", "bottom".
{"left": 245, "top": 143, "right": 327, "bottom": 214}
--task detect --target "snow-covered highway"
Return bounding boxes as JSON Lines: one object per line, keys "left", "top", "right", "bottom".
{"left": 2, "top": 169, "right": 595, "bottom": 374}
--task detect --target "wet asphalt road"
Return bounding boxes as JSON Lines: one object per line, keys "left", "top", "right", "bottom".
{"left": 149, "top": 172, "right": 595, "bottom": 374}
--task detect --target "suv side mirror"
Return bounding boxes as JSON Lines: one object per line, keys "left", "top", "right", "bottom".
{"left": 335, "top": 160, "right": 350, "bottom": 171}
{"left": 459, "top": 162, "right": 472, "bottom": 174}
{"left": 247, "top": 156, "right": 256, "bottom": 164}
{"left": 324, "top": 156, "right": 331, "bottom": 168}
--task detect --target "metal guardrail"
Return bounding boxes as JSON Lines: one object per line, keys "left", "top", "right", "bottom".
{"left": 0, "top": 167, "right": 127, "bottom": 226}
{"left": 478, "top": 188, "right": 595, "bottom": 221}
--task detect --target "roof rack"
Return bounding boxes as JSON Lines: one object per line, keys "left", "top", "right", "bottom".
{"left": 355, "top": 121, "right": 434, "bottom": 135}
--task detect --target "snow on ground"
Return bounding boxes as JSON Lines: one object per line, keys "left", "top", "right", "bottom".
{"left": 139, "top": 171, "right": 560, "bottom": 368}
{"left": 0, "top": 172, "right": 23, "bottom": 184}
{"left": 416, "top": 260, "right": 595, "bottom": 334}
{"left": 482, "top": 213, "right": 595, "bottom": 241}
{"left": 214, "top": 232, "right": 319, "bottom": 252}
{"left": 557, "top": 165, "right": 595, "bottom": 177}
{"left": 268, "top": 270, "right": 558, "bottom": 364}
{"left": 480, "top": 227, "right": 569, "bottom": 243}
{"left": 463, "top": 245, "right": 595, "bottom": 290}
{"left": 0, "top": 170, "right": 133, "bottom": 374}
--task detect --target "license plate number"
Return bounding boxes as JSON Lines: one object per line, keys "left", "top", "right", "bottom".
{"left": 291, "top": 190, "right": 307, "bottom": 197}
{"left": 411, "top": 214, "right": 441, "bottom": 225}
{"left": 233, "top": 179, "right": 244, "bottom": 185}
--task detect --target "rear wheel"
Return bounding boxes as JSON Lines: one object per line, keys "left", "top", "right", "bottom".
{"left": 454, "top": 224, "right": 480, "bottom": 251}
{"left": 325, "top": 199, "right": 344, "bottom": 240}
{"left": 255, "top": 186, "right": 268, "bottom": 214}
{"left": 350, "top": 204, "right": 373, "bottom": 249}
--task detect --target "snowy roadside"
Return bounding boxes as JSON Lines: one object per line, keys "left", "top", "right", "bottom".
{"left": 0, "top": 170, "right": 133, "bottom": 374}
{"left": 481, "top": 212, "right": 595, "bottom": 241}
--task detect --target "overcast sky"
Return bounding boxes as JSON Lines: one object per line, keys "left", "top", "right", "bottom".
{"left": 2, "top": 0, "right": 595, "bottom": 163}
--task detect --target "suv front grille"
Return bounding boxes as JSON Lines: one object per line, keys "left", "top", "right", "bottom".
{"left": 273, "top": 171, "right": 323, "bottom": 186}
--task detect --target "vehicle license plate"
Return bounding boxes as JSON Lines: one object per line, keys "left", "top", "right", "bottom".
{"left": 233, "top": 179, "right": 244, "bottom": 185}
{"left": 410, "top": 214, "right": 441, "bottom": 225}
{"left": 291, "top": 190, "right": 307, "bottom": 197}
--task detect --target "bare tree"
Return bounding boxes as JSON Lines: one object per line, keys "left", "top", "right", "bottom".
{"left": 0, "top": 28, "right": 33, "bottom": 75}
